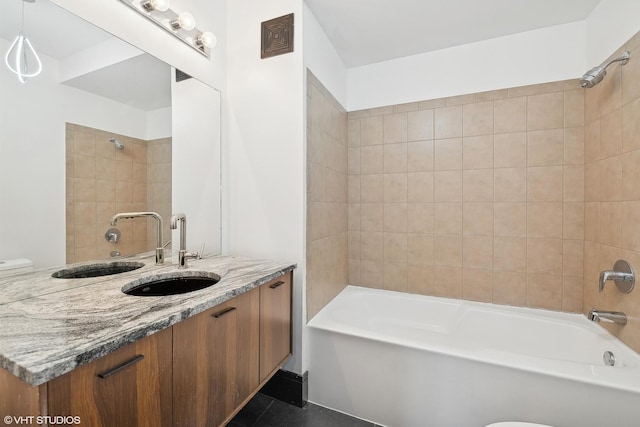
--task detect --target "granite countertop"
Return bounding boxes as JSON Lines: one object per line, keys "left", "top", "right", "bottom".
{"left": 0, "top": 252, "right": 296, "bottom": 386}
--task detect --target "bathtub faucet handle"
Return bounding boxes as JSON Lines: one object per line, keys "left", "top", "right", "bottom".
{"left": 598, "top": 260, "right": 634, "bottom": 294}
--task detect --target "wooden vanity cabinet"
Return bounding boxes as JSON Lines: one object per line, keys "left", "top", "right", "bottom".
{"left": 172, "top": 287, "right": 260, "bottom": 427}
{"left": 259, "top": 272, "right": 292, "bottom": 382}
{"left": 48, "top": 327, "right": 173, "bottom": 427}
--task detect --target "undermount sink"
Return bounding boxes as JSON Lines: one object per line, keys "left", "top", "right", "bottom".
{"left": 122, "top": 273, "right": 220, "bottom": 296}
{"left": 52, "top": 262, "right": 145, "bottom": 279}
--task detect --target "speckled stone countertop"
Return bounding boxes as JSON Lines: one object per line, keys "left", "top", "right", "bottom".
{"left": 0, "top": 252, "right": 296, "bottom": 386}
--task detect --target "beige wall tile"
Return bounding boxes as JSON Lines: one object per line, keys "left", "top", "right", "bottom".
{"left": 434, "top": 235, "right": 462, "bottom": 267}
{"left": 463, "top": 203, "right": 493, "bottom": 236}
{"left": 562, "top": 277, "right": 584, "bottom": 313}
{"left": 584, "top": 162, "right": 600, "bottom": 202}
{"left": 435, "top": 138, "right": 462, "bottom": 170}
{"left": 527, "top": 274, "right": 562, "bottom": 310}
{"left": 584, "top": 119, "right": 601, "bottom": 163}
{"left": 408, "top": 264, "right": 434, "bottom": 295}
{"left": 463, "top": 236, "right": 493, "bottom": 269}
{"left": 407, "top": 203, "right": 434, "bottom": 234}
{"left": 348, "top": 120, "right": 361, "bottom": 147}
{"left": 347, "top": 147, "right": 361, "bottom": 175}
{"left": 584, "top": 202, "right": 600, "bottom": 242}
{"left": 527, "top": 238, "right": 563, "bottom": 275}
{"left": 407, "top": 141, "right": 434, "bottom": 172}
{"left": 360, "top": 116, "right": 384, "bottom": 146}
{"left": 361, "top": 231, "right": 383, "bottom": 261}
{"left": 433, "top": 267, "right": 463, "bottom": 298}
{"left": 383, "top": 143, "right": 408, "bottom": 173}
{"left": 599, "top": 156, "right": 623, "bottom": 201}
{"left": 434, "top": 171, "right": 463, "bottom": 202}
{"left": 563, "top": 165, "right": 585, "bottom": 202}
{"left": 494, "top": 203, "right": 527, "bottom": 237}
{"left": 361, "top": 174, "right": 383, "bottom": 202}
{"left": 463, "top": 101, "right": 494, "bottom": 136}
{"left": 622, "top": 149, "right": 640, "bottom": 200}
{"left": 494, "top": 237, "right": 526, "bottom": 272}
{"left": 360, "top": 260, "right": 383, "bottom": 288}
{"left": 348, "top": 175, "right": 361, "bottom": 202}
{"left": 493, "top": 271, "right": 527, "bottom": 306}
{"left": 599, "top": 202, "right": 622, "bottom": 247}
{"left": 360, "top": 145, "right": 384, "bottom": 174}
{"left": 563, "top": 239, "right": 584, "bottom": 277}
{"left": 527, "top": 92, "right": 564, "bottom": 131}
{"left": 435, "top": 106, "right": 463, "bottom": 139}
{"left": 621, "top": 201, "right": 640, "bottom": 252}
{"left": 361, "top": 203, "right": 384, "bottom": 231}
{"left": 462, "top": 269, "right": 493, "bottom": 302}
{"left": 408, "top": 234, "right": 434, "bottom": 265}
{"left": 408, "top": 172, "right": 434, "bottom": 203}
{"left": 463, "top": 169, "right": 494, "bottom": 202}
{"left": 527, "top": 166, "right": 563, "bottom": 202}
{"left": 564, "top": 127, "right": 585, "bottom": 165}
{"left": 600, "top": 108, "right": 623, "bottom": 159}
{"left": 622, "top": 97, "right": 640, "bottom": 152}
{"left": 564, "top": 89, "right": 585, "bottom": 127}
{"left": 384, "top": 203, "right": 408, "bottom": 232}
{"left": 384, "top": 173, "right": 408, "bottom": 202}
{"left": 384, "top": 232, "right": 408, "bottom": 262}
{"left": 494, "top": 132, "right": 527, "bottom": 168}
{"left": 527, "top": 129, "right": 564, "bottom": 166}
{"left": 564, "top": 202, "right": 585, "bottom": 240}
{"left": 622, "top": 44, "right": 640, "bottom": 104}
{"left": 74, "top": 155, "right": 96, "bottom": 179}
{"left": 434, "top": 203, "right": 463, "bottom": 235}
{"left": 463, "top": 135, "right": 493, "bottom": 169}
{"left": 527, "top": 202, "right": 563, "bottom": 239}
{"left": 383, "top": 262, "right": 408, "bottom": 292}
{"left": 349, "top": 203, "right": 361, "bottom": 231}
{"left": 408, "top": 110, "right": 434, "bottom": 141}
{"left": 384, "top": 113, "right": 408, "bottom": 144}
{"left": 494, "top": 167, "right": 526, "bottom": 202}
{"left": 494, "top": 97, "right": 526, "bottom": 133}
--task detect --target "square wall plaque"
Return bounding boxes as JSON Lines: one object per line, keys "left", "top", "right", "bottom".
{"left": 261, "top": 13, "right": 294, "bottom": 59}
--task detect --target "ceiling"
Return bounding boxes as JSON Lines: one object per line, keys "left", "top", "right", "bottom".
{"left": 305, "top": 0, "right": 603, "bottom": 68}
{"left": 0, "top": 0, "right": 171, "bottom": 111}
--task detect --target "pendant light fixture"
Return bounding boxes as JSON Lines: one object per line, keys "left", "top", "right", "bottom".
{"left": 5, "top": 0, "right": 42, "bottom": 83}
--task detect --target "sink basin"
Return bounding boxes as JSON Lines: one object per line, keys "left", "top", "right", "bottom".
{"left": 122, "top": 273, "right": 220, "bottom": 296}
{"left": 52, "top": 262, "right": 145, "bottom": 279}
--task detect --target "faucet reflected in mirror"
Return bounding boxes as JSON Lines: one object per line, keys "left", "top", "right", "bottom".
{"left": 65, "top": 123, "right": 172, "bottom": 264}
{"left": 110, "top": 211, "right": 166, "bottom": 264}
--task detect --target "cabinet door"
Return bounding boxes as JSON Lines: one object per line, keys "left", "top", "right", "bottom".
{"left": 259, "top": 272, "right": 292, "bottom": 382}
{"left": 173, "top": 287, "right": 259, "bottom": 427}
{"left": 47, "top": 327, "right": 173, "bottom": 427}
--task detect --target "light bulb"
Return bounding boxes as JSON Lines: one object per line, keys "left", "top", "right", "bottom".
{"left": 141, "top": 0, "right": 170, "bottom": 12}
{"left": 170, "top": 12, "right": 195, "bottom": 31}
{"left": 5, "top": 33, "right": 42, "bottom": 83}
{"left": 195, "top": 32, "right": 217, "bottom": 49}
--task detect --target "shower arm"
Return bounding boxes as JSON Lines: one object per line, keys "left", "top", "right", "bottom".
{"left": 601, "top": 51, "right": 630, "bottom": 70}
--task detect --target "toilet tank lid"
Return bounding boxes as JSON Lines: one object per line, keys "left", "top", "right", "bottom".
{"left": 0, "top": 258, "right": 33, "bottom": 271}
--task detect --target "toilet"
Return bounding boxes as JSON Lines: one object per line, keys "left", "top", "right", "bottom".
{"left": 0, "top": 258, "right": 33, "bottom": 277}
{"left": 486, "top": 423, "right": 554, "bottom": 427}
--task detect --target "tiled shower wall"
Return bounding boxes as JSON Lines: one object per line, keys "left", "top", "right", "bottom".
{"left": 583, "top": 31, "right": 640, "bottom": 352}
{"left": 306, "top": 72, "right": 349, "bottom": 320}
{"left": 66, "top": 123, "right": 171, "bottom": 263}
{"left": 347, "top": 81, "right": 586, "bottom": 312}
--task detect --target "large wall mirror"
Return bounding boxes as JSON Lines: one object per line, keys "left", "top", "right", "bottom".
{"left": 0, "top": 0, "right": 221, "bottom": 269}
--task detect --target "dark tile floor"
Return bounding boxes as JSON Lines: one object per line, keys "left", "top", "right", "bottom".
{"left": 228, "top": 393, "right": 381, "bottom": 427}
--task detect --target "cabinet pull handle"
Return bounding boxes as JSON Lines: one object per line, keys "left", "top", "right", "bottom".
{"left": 212, "top": 307, "right": 236, "bottom": 318}
{"left": 269, "top": 281, "right": 285, "bottom": 289}
{"left": 97, "top": 355, "right": 144, "bottom": 379}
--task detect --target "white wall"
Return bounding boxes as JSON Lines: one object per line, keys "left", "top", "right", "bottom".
{"left": 303, "top": 3, "right": 348, "bottom": 108}
{"left": 227, "top": 0, "right": 305, "bottom": 374}
{"left": 0, "top": 41, "right": 153, "bottom": 268}
{"left": 586, "top": 0, "right": 640, "bottom": 65}
{"left": 347, "top": 21, "right": 587, "bottom": 111}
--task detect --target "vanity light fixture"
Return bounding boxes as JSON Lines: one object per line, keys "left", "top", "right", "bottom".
{"left": 4, "top": 0, "right": 42, "bottom": 83}
{"left": 118, "top": 0, "right": 215, "bottom": 58}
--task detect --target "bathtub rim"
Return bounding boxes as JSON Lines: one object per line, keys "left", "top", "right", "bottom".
{"left": 308, "top": 285, "right": 640, "bottom": 395}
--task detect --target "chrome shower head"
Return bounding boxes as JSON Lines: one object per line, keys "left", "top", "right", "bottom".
{"left": 109, "top": 137, "right": 124, "bottom": 150}
{"left": 580, "top": 51, "right": 630, "bottom": 88}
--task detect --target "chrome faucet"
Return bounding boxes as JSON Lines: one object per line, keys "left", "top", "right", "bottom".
{"left": 110, "top": 212, "right": 165, "bottom": 265}
{"left": 598, "top": 260, "right": 635, "bottom": 293}
{"left": 588, "top": 309, "right": 627, "bottom": 326}
{"left": 170, "top": 213, "right": 201, "bottom": 268}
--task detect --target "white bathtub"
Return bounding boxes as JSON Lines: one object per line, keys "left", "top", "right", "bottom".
{"left": 308, "top": 286, "right": 640, "bottom": 427}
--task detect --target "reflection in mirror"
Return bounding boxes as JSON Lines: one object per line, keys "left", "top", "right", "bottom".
{"left": 0, "top": 0, "right": 221, "bottom": 269}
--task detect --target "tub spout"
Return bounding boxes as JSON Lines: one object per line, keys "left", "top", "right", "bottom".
{"left": 588, "top": 309, "right": 627, "bottom": 325}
